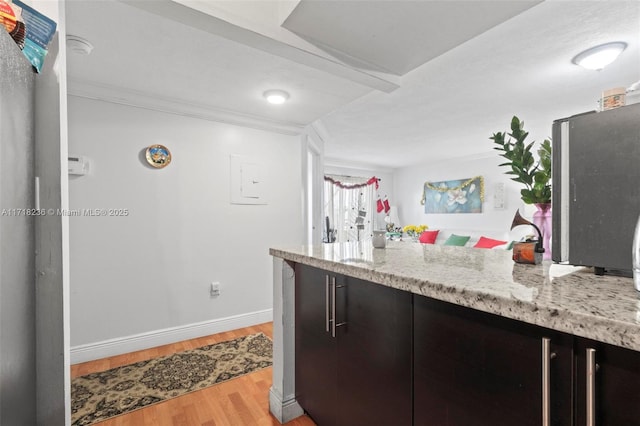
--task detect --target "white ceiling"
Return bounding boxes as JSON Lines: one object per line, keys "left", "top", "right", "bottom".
{"left": 65, "top": 0, "right": 640, "bottom": 170}
{"left": 281, "top": 0, "right": 540, "bottom": 75}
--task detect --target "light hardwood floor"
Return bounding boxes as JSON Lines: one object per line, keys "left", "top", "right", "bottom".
{"left": 71, "top": 322, "right": 315, "bottom": 426}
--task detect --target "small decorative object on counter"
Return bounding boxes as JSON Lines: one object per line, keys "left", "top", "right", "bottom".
{"left": 533, "top": 202, "right": 552, "bottom": 259}
{"left": 510, "top": 209, "right": 544, "bottom": 264}
{"left": 512, "top": 242, "right": 541, "bottom": 265}
{"left": 403, "top": 224, "right": 428, "bottom": 241}
{"left": 372, "top": 230, "right": 386, "bottom": 248}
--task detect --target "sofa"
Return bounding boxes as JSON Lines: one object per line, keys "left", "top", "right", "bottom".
{"left": 415, "top": 228, "right": 527, "bottom": 250}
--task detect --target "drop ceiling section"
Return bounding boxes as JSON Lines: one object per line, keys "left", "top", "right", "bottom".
{"left": 281, "top": 0, "right": 542, "bottom": 76}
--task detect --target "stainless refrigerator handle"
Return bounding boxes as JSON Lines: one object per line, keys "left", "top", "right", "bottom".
{"left": 542, "top": 337, "right": 551, "bottom": 426}
{"left": 35, "top": 177, "right": 40, "bottom": 210}
{"left": 325, "top": 275, "right": 330, "bottom": 333}
{"left": 586, "top": 348, "right": 597, "bottom": 426}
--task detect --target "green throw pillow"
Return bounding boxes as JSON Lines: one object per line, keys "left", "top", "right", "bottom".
{"left": 444, "top": 234, "right": 471, "bottom": 246}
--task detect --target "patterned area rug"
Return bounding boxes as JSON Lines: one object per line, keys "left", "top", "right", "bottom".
{"left": 71, "top": 332, "right": 272, "bottom": 425}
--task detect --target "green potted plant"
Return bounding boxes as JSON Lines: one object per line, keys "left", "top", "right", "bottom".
{"left": 491, "top": 116, "right": 552, "bottom": 258}
{"left": 491, "top": 116, "right": 551, "bottom": 204}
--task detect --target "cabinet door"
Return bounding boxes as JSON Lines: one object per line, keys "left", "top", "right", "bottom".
{"left": 295, "top": 264, "right": 337, "bottom": 426}
{"left": 337, "top": 276, "right": 413, "bottom": 426}
{"left": 575, "top": 337, "right": 640, "bottom": 426}
{"left": 414, "top": 295, "right": 572, "bottom": 426}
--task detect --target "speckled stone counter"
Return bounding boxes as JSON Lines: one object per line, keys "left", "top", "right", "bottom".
{"left": 270, "top": 240, "right": 640, "bottom": 352}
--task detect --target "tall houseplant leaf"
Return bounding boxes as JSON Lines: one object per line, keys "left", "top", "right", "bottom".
{"left": 491, "top": 116, "right": 552, "bottom": 204}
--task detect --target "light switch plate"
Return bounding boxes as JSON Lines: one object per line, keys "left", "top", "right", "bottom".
{"left": 494, "top": 182, "right": 506, "bottom": 210}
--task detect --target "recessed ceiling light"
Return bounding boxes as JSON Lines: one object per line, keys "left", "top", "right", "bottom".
{"left": 66, "top": 35, "right": 93, "bottom": 55}
{"left": 572, "top": 42, "right": 627, "bottom": 70}
{"left": 263, "top": 90, "right": 289, "bottom": 105}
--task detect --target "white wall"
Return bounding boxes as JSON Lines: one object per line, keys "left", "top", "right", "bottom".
{"left": 394, "top": 154, "right": 536, "bottom": 241}
{"left": 68, "top": 97, "right": 303, "bottom": 353}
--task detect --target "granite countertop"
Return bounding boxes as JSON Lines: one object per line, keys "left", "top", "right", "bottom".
{"left": 270, "top": 241, "right": 640, "bottom": 352}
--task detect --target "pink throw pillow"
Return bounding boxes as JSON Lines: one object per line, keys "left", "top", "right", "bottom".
{"left": 473, "top": 236, "right": 508, "bottom": 249}
{"left": 419, "top": 230, "right": 439, "bottom": 244}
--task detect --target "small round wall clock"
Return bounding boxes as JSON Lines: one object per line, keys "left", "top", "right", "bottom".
{"left": 145, "top": 144, "right": 172, "bottom": 168}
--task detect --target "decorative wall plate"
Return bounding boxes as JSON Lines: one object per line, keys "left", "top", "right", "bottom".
{"left": 145, "top": 144, "right": 172, "bottom": 168}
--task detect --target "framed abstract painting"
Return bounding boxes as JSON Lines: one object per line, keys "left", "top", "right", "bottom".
{"left": 421, "top": 176, "right": 484, "bottom": 214}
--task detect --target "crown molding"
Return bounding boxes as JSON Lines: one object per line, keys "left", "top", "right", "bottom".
{"left": 308, "top": 119, "right": 333, "bottom": 145}
{"left": 67, "top": 77, "right": 305, "bottom": 136}
{"left": 324, "top": 157, "right": 395, "bottom": 174}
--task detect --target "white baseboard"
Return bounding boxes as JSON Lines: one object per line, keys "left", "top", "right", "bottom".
{"left": 70, "top": 309, "right": 273, "bottom": 364}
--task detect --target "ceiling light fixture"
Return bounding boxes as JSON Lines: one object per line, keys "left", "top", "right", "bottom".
{"left": 263, "top": 90, "right": 289, "bottom": 105}
{"left": 66, "top": 35, "right": 94, "bottom": 55}
{"left": 572, "top": 42, "right": 627, "bottom": 70}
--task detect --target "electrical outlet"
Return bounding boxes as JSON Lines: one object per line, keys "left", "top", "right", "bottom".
{"left": 210, "top": 282, "right": 220, "bottom": 297}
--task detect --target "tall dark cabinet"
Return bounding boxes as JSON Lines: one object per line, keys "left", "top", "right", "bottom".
{"left": 295, "top": 264, "right": 338, "bottom": 426}
{"left": 295, "top": 264, "right": 412, "bottom": 426}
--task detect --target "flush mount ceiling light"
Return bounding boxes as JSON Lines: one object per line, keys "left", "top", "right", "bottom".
{"left": 66, "top": 35, "right": 93, "bottom": 55}
{"left": 572, "top": 42, "right": 627, "bottom": 70}
{"left": 263, "top": 90, "right": 289, "bottom": 105}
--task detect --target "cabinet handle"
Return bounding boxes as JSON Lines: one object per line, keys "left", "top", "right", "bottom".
{"left": 542, "top": 337, "right": 551, "bottom": 426}
{"left": 586, "top": 348, "right": 597, "bottom": 426}
{"left": 325, "top": 275, "right": 330, "bottom": 333}
{"left": 330, "top": 279, "right": 347, "bottom": 338}
{"left": 331, "top": 279, "right": 337, "bottom": 337}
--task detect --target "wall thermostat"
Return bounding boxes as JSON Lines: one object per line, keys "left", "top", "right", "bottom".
{"left": 68, "top": 156, "right": 89, "bottom": 175}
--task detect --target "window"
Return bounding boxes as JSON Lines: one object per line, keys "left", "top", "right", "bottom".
{"left": 324, "top": 175, "right": 376, "bottom": 243}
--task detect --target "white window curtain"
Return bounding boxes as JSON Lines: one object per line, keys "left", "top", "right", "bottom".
{"left": 324, "top": 175, "right": 376, "bottom": 243}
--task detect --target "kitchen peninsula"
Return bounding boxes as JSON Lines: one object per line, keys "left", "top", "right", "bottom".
{"left": 269, "top": 241, "right": 640, "bottom": 426}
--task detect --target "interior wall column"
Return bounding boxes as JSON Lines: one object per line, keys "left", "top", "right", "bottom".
{"left": 269, "top": 258, "right": 303, "bottom": 423}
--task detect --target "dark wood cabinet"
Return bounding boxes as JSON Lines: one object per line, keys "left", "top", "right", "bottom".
{"left": 574, "top": 337, "right": 640, "bottom": 426}
{"left": 413, "top": 295, "right": 573, "bottom": 426}
{"left": 295, "top": 264, "right": 412, "bottom": 426}
{"left": 294, "top": 262, "right": 640, "bottom": 426}
{"left": 295, "top": 264, "right": 338, "bottom": 426}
